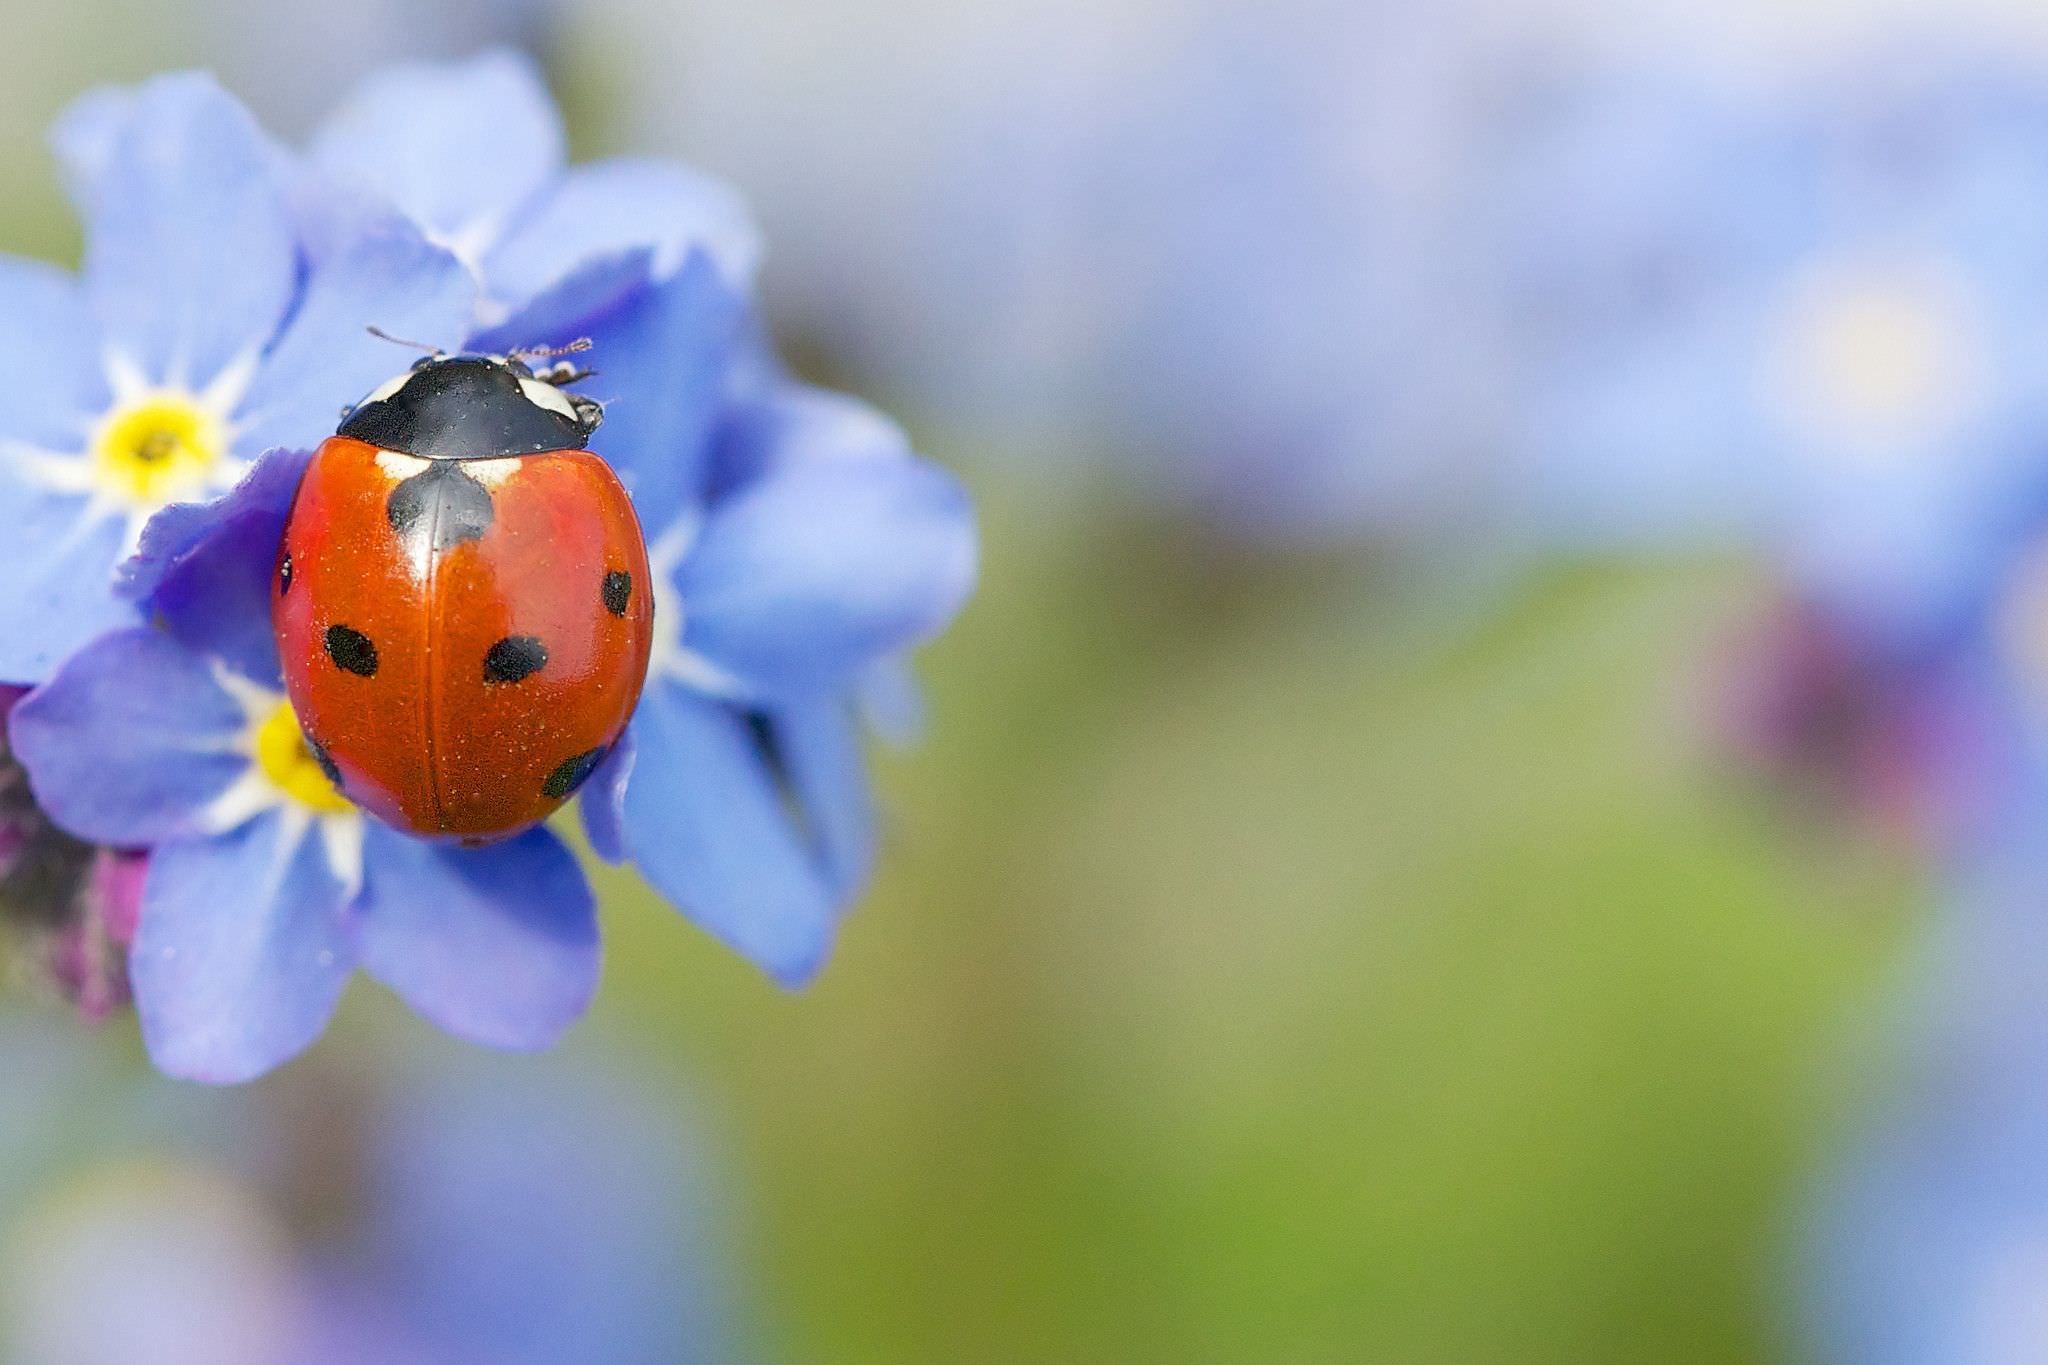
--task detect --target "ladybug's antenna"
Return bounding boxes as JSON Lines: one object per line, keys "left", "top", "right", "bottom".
{"left": 366, "top": 325, "right": 443, "bottom": 355}
{"left": 511, "top": 338, "right": 597, "bottom": 388}
{"left": 508, "top": 337, "right": 594, "bottom": 362}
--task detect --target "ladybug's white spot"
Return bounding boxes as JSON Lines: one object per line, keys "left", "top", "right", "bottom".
{"left": 463, "top": 457, "right": 523, "bottom": 488}
{"left": 515, "top": 376, "right": 579, "bottom": 422}
{"left": 359, "top": 370, "right": 413, "bottom": 408}
{"left": 374, "top": 450, "right": 431, "bottom": 480}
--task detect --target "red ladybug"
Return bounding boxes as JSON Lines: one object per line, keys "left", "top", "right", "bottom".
{"left": 272, "top": 352, "right": 654, "bottom": 842}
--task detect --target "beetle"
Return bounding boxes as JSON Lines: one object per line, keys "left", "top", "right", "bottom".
{"left": 271, "top": 351, "right": 654, "bottom": 843}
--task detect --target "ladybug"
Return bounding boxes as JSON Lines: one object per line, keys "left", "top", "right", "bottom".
{"left": 272, "top": 351, "right": 654, "bottom": 843}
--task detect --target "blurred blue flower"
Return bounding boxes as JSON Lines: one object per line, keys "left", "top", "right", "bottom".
{"left": 0, "top": 1031, "right": 732, "bottom": 1364}
{"left": 0, "top": 72, "right": 474, "bottom": 684}
{"left": 11, "top": 452, "right": 600, "bottom": 1084}
{"left": 1805, "top": 842, "right": 2048, "bottom": 1364}
{"left": 1500, "top": 55, "right": 2048, "bottom": 647}
{"left": 598, "top": 0, "right": 1517, "bottom": 544}
{"left": 1489, "top": 52, "right": 2048, "bottom": 865}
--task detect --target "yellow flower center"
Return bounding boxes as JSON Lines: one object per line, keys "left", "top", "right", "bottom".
{"left": 91, "top": 394, "right": 226, "bottom": 505}
{"left": 252, "top": 702, "right": 353, "bottom": 816}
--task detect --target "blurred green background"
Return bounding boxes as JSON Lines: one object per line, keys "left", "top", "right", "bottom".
{"left": 579, "top": 519, "right": 1920, "bottom": 1364}
{"left": 0, "top": 2, "right": 1949, "bottom": 1360}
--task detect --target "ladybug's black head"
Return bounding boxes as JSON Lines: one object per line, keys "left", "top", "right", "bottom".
{"left": 338, "top": 353, "right": 603, "bottom": 460}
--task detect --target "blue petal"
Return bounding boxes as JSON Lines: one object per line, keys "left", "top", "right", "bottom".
{"left": 0, "top": 471, "right": 135, "bottom": 685}
{"left": 10, "top": 629, "right": 251, "bottom": 845}
{"left": 624, "top": 686, "right": 839, "bottom": 986}
{"left": 578, "top": 729, "right": 636, "bottom": 865}
{"left": 678, "top": 445, "right": 978, "bottom": 697}
{"left": 468, "top": 249, "right": 654, "bottom": 353}
{"left": 233, "top": 210, "right": 475, "bottom": 457}
{"left": 768, "top": 696, "right": 876, "bottom": 902}
{"left": 125, "top": 448, "right": 310, "bottom": 688}
{"left": 479, "top": 255, "right": 746, "bottom": 530}
{"left": 0, "top": 256, "right": 106, "bottom": 446}
{"left": 308, "top": 50, "right": 563, "bottom": 257}
{"left": 858, "top": 656, "right": 927, "bottom": 747}
{"left": 355, "top": 825, "right": 599, "bottom": 1051}
{"left": 57, "top": 74, "right": 297, "bottom": 389}
{"left": 485, "top": 156, "right": 762, "bottom": 306}
{"left": 123, "top": 446, "right": 308, "bottom": 604}
{"left": 47, "top": 83, "right": 124, "bottom": 195}
{"left": 131, "top": 814, "right": 357, "bottom": 1084}
{"left": 706, "top": 384, "right": 912, "bottom": 495}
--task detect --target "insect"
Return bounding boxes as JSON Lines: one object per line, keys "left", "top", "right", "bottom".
{"left": 272, "top": 348, "right": 654, "bottom": 843}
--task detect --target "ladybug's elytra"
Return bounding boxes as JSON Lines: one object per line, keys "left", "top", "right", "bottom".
{"left": 272, "top": 352, "right": 655, "bottom": 843}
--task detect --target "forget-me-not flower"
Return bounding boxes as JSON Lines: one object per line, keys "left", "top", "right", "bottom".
{"left": 1498, "top": 54, "right": 2048, "bottom": 648}
{"left": 319, "top": 52, "right": 980, "bottom": 986}
{"left": 11, "top": 452, "right": 600, "bottom": 1083}
{"left": 2, "top": 56, "right": 977, "bottom": 1074}
{"left": 0, "top": 73, "right": 475, "bottom": 683}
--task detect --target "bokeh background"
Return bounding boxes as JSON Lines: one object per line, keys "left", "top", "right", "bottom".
{"left": 13, "top": 0, "right": 2048, "bottom": 1360}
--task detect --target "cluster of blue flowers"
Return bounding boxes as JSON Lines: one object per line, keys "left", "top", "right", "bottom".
{"left": 0, "top": 53, "right": 976, "bottom": 1083}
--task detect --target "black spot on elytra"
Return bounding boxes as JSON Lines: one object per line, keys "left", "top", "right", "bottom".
{"left": 277, "top": 551, "right": 293, "bottom": 596}
{"left": 324, "top": 625, "right": 378, "bottom": 677}
{"left": 387, "top": 461, "right": 495, "bottom": 554}
{"left": 601, "top": 570, "right": 632, "bottom": 617}
{"left": 483, "top": 635, "right": 548, "bottom": 684}
{"left": 307, "top": 737, "right": 344, "bottom": 790}
{"left": 542, "top": 746, "right": 606, "bottom": 800}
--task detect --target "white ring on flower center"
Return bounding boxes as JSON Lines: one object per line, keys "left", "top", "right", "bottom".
{"left": 196, "top": 667, "right": 365, "bottom": 900}
{"left": 0, "top": 348, "right": 257, "bottom": 558}
{"left": 644, "top": 511, "right": 746, "bottom": 698}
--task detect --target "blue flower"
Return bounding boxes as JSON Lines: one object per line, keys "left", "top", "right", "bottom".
{"left": 1803, "top": 844, "right": 2048, "bottom": 1364}
{"left": 0, "top": 52, "right": 976, "bottom": 1072}
{"left": 1500, "top": 56, "right": 2048, "bottom": 872}
{"left": 0, "top": 1030, "right": 732, "bottom": 1364}
{"left": 10, "top": 452, "right": 601, "bottom": 1083}
{"left": 1499, "top": 54, "right": 2048, "bottom": 648}
{"left": 316, "top": 53, "right": 980, "bottom": 986}
{"left": 0, "top": 72, "right": 475, "bottom": 684}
